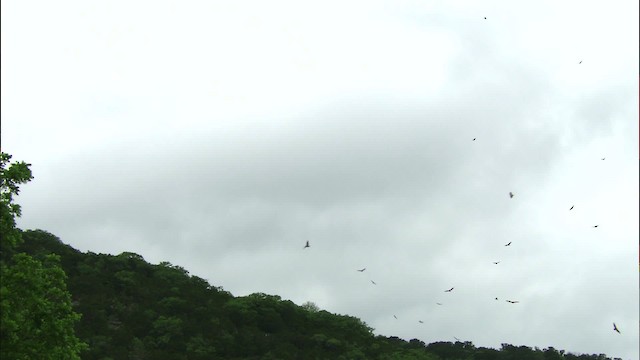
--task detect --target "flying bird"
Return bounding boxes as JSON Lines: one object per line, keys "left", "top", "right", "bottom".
{"left": 613, "top": 323, "right": 620, "bottom": 334}
{"left": 483, "top": 17, "right": 486, "bottom": 19}
{"left": 393, "top": 315, "right": 398, "bottom": 319}
{"left": 593, "top": 225, "right": 599, "bottom": 228}
{"left": 303, "top": 241, "right": 310, "bottom": 249}
{"left": 495, "top": 297, "right": 499, "bottom": 301}
{"left": 493, "top": 261, "right": 500, "bottom": 264}
{"left": 504, "top": 242, "right": 512, "bottom": 246}
{"left": 445, "top": 287, "right": 454, "bottom": 292}
{"left": 506, "top": 300, "right": 519, "bottom": 304}
{"left": 473, "top": 138, "right": 476, "bottom": 141}
{"left": 579, "top": 60, "right": 582, "bottom": 64}
{"left": 418, "top": 320, "right": 424, "bottom": 324}
{"left": 370, "top": 280, "right": 377, "bottom": 285}
{"left": 509, "top": 192, "right": 514, "bottom": 198}
{"left": 436, "top": 302, "right": 443, "bottom": 305}
{"left": 357, "top": 268, "right": 366, "bottom": 272}
{"left": 601, "top": 157, "right": 605, "bottom": 160}
{"left": 454, "top": 337, "right": 461, "bottom": 341}
{"left": 569, "top": 205, "right": 574, "bottom": 210}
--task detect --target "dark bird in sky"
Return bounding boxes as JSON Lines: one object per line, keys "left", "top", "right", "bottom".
{"left": 570, "top": 205, "right": 574, "bottom": 210}
{"left": 493, "top": 261, "right": 500, "bottom": 264}
{"left": 506, "top": 300, "right": 519, "bottom": 304}
{"left": 445, "top": 287, "right": 454, "bottom": 292}
{"left": 419, "top": 320, "right": 424, "bottom": 324}
{"left": 454, "top": 337, "right": 461, "bottom": 341}
{"left": 593, "top": 225, "right": 599, "bottom": 228}
{"left": 393, "top": 315, "right": 397, "bottom": 319}
{"left": 509, "top": 192, "right": 514, "bottom": 198}
{"left": 436, "top": 302, "right": 443, "bottom": 305}
{"left": 303, "top": 241, "right": 310, "bottom": 249}
{"left": 504, "top": 242, "right": 512, "bottom": 246}
{"left": 357, "top": 268, "right": 366, "bottom": 272}
{"left": 370, "top": 280, "right": 377, "bottom": 285}
{"left": 613, "top": 323, "right": 620, "bottom": 333}
{"left": 601, "top": 157, "right": 605, "bottom": 160}
{"left": 579, "top": 60, "right": 582, "bottom": 64}
{"left": 484, "top": 17, "right": 486, "bottom": 19}
{"left": 495, "top": 297, "right": 499, "bottom": 301}
{"left": 473, "top": 138, "right": 476, "bottom": 141}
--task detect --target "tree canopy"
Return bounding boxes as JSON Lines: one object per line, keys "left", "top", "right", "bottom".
{"left": 0, "top": 152, "right": 86, "bottom": 359}
{"left": 0, "top": 151, "right": 623, "bottom": 359}
{"left": 15, "top": 229, "right": 623, "bottom": 360}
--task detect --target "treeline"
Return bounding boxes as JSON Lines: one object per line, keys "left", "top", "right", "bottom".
{"left": 16, "top": 229, "right": 620, "bottom": 360}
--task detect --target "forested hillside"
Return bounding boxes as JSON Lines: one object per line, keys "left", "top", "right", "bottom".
{"left": 16, "top": 229, "right": 620, "bottom": 360}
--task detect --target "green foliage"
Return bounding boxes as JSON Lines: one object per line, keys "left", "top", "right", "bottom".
{"left": 0, "top": 253, "right": 86, "bottom": 358}
{"left": 302, "top": 300, "right": 320, "bottom": 313}
{"left": 12, "top": 224, "right": 622, "bottom": 360}
{"left": 0, "top": 152, "right": 86, "bottom": 359}
{"left": 0, "top": 151, "right": 623, "bottom": 360}
{"left": 0, "top": 152, "right": 33, "bottom": 259}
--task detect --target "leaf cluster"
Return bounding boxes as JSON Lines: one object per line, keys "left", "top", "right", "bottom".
{"left": 0, "top": 152, "right": 86, "bottom": 359}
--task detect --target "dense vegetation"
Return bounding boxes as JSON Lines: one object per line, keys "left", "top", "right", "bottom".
{"left": 0, "top": 152, "right": 86, "bottom": 359}
{"left": 0, "top": 152, "right": 621, "bottom": 359}
{"left": 15, "top": 229, "right": 621, "bottom": 360}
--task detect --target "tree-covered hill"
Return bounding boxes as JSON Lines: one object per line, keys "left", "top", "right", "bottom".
{"left": 17, "top": 229, "right": 620, "bottom": 360}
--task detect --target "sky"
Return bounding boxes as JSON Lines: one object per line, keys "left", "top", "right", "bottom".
{"left": 2, "top": 0, "right": 638, "bottom": 358}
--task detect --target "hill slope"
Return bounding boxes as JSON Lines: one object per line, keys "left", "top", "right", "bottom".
{"left": 17, "top": 229, "right": 620, "bottom": 360}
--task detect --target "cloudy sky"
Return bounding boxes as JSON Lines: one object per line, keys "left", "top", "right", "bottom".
{"left": 2, "top": 1, "right": 638, "bottom": 358}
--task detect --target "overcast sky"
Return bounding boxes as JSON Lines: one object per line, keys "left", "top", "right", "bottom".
{"left": 2, "top": 1, "right": 638, "bottom": 359}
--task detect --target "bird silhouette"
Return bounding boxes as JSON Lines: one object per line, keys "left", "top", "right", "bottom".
{"left": 483, "top": 17, "right": 486, "bottom": 19}
{"left": 569, "top": 205, "right": 574, "bottom": 210}
{"left": 303, "top": 241, "right": 310, "bottom": 249}
{"left": 579, "top": 60, "right": 582, "bottom": 64}
{"left": 593, "top": 225, "right": 599, "bottom": 228}
{"left": 370, "top": 280, "right": 377, "bottom": 285}
{"left": 601, "top": 157, "right": 605, "bottom": 160}
{"left": 473, "top": 138, "right": 476, "bottom": 141}
{"left": 454, "top": 337, "right": 461, "bottom": 341}
{"left": 436, "top": 302, "right": 443, "bottom": 305}
{"left": 613, "top": 323, "right": 620, "bottom": 333}
{"left": 393, "top": 315, "right": 397, "bottom": 319}
{"left": 357, "top": 268, "right": 366, "bottom": 272}
{"left": 495, "top": 297, "right": 499, "bottom": 301}
{"left": 506, "top": 300, "right": 519, "bottom": 304}
{"left": 509, "top": 192, "right": 514, "bottom": 198}
{"left": 445, "top": 287, "right": 454, "bottom": 292}
{"left": 418, "top": 320, "right": 424, "bottom": 324}
{"left": 493, "top": 261, "right": 500, "bottom": 264}
{"left": 504, "top": 242, "right": 512, "bottom": 246}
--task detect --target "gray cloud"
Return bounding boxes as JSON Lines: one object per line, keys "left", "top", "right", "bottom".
{"left": 5, "top": 1, "right": 638, "bottom": 359}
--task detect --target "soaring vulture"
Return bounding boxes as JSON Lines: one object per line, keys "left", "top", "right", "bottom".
{"left": 613, "top": 323, "right": 620, "bottom": 334}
